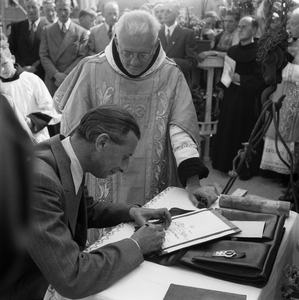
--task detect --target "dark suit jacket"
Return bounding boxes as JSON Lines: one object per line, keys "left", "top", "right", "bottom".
{"left": 1, "top": 135, "right": 143, "bottom": 300}
{"left": 159, "top": 24, "right": 198, "bottom": 73}
{"left": 8, "top": 18, "right": 47, "bottom": 80}
{"left": 39, "top": 21, "right": 88, "bottom": 96}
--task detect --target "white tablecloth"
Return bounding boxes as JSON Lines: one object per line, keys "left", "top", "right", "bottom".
{"left": 52, "top": 187, "right": 299, "bottom": 300}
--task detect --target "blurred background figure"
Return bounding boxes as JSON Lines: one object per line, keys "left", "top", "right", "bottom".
{"left": 8, "top": 0, "right": 48, "bottom": 81}
{"left": 0, "top": 36, "right": 61, "bottom": 143}
{"left": 201, "top": 10, "right": 219, "bottom": 49}
{"left": 140, "top": 2, "right": 153, "bottom": 13}
{"left": 159, "top": 0, "right": 198, "bottom": 84}
{"left": 0, "top": 93, "right": 33, "bottom": 296}
{"left": 153, "top": 2, "right": 164, "bottom": 24}
{"left": 211, "top": 16, "right": 267, "bottom": 180}
{"left": 95, "top": 11, "right": 105, "bottom": 25}
{"left": 78, "top": 7, "right": 97, "bottom": 33}
{"left": 41, "top": 0, "right": 58, "bottom": 25}
{"left": 260, "top": 8, "right": 299, "bottom": 191}
{"left": 88, "top": 1, "right": 119, "bottom": 55}
{"left": 214, "top": 9, "right": 240, "bottom": 52}
{"left": 39, "top": 0, "right": 88, "bottom": 97}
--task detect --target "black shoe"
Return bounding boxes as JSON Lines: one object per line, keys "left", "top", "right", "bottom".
{"left": 239, "top": 172, "right": 252, "bottom": 181}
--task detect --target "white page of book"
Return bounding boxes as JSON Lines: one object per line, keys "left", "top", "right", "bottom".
{"left": 161, "top": 209, "right": 240, "bottom": 255}
{"left": 221, "top": 55, "right": 236, "bottom": 88}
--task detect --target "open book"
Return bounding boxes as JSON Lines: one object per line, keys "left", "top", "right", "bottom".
{"left": 160, "top": 208, "right": 240, "bottom": 255}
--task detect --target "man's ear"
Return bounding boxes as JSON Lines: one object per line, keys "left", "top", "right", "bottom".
{"left": 11, "top": 55, "right": 16, "bottom": 63}
{"left": 95, "top": 133, "right": 110, "bottom": 151}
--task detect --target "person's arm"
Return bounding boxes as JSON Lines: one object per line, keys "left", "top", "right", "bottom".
{"left": 172, "top": 29, "right": 198, "bottom": 72}
{"left": 238, "top": 55, "right": 267, "bottom": 96}
{"left": 8, "top": 22, "right": 26, "bottom": 66}
{"left": 26, "top": 74, "right": 61, "bottom": 131}
{"left": 170, "top": 125, "right": 217, "bottom": 207}
{"left": 198, "top": 50, "right": 226, "bottom": 62}
{"left": 39, "top": 26, "right": 60, "bottom": 80}
{"left": 28, "top": 169, "right": 143, "bottom": 298}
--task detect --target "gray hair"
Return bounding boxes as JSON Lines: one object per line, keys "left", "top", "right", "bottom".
{"left": 76, "top": 105, "right": 141, "bottom": 144}
{"left": 115, "top": 10, "right": 161, "bottom": 42}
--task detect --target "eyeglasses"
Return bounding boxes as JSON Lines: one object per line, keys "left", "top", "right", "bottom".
{"left": 161, "top": 9, "right": 172, "bottom": 15}
{"left": 117, "top": 41, "right": 157, "bottom": 62}
{"left": 238, "top": 25, "right": 250, "bottom": 31}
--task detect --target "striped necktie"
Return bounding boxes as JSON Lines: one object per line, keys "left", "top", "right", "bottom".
{"left": 108, "top": 25, "right": 112, "bottom": 40}
{"left": 166, "top": 28, "right": 171, "bottom": 45}
{"left": 29, "top": 22, "right": 35, "bottom": 44}
{"left": 61, "top": 23, "right": 67, "bottom": 37}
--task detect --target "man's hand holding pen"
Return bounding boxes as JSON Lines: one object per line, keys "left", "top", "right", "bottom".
{"left": 129, "top": 207, "right": 171, "bottom": 255}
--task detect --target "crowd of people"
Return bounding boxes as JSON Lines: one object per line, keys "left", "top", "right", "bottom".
{"left": 1, "top": 0, "right": 299, "bottom": 299}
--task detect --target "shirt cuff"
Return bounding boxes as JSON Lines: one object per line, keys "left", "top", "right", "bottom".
{"left": 178, "top": 157, "right": 209, "bottom": 187}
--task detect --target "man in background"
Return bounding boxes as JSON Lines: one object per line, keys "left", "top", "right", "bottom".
{"left": 211, "top": 16, "right": 267, "bottom": 180}
{"left": 41, "top": 0, "right": 58, "bottom": 25}
{"left": 88, "top": 1, "right": 119, "bottom": 55}
{"left": 39, "top": 0, "right": 88, "bottom": 97}
{"left": 8, "top": 0, "right": 47, "bottom": 80}
{"left": 153, "top": 2, "right": 164, "bottom": 24}
{"left": 78, "top": 7, "right": 97, "bottom": 34}
{"left": 158, "top": 0, "right": 198, "bottom": 82}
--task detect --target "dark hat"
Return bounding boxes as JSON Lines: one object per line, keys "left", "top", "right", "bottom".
{"left": 79, "top": 8, "right": 97, "bottom": 19}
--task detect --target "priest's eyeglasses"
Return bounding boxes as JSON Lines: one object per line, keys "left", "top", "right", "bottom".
{"left": 116, "top": 39, "right": 158, "bottom": 62}
{"left": 120, "top": 48, "right": 155, "bottom": 62}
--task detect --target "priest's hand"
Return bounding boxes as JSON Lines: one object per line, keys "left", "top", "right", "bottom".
{"left": 186, "top": 183, "right": 218, "bottom": 208}
{"left": 229, "top": 71, "right": 240, "bottom": 84}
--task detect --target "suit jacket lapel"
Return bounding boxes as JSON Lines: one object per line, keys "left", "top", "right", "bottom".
{"left": 50, "top": 135, "right": 82, "bottom": 238}
{"left": 25, "top": 19, "right": 32, "bottom": 45}
{"left": 56, "top": 22, "right": 75, "bottom": 61}
{"left": 100, "top": 25, "right": 110, "bottom": 48}
{"left": 159, "top": 25, "right": 168, "bottom": 50}
{"left": 165, "top": 25, "right": 180, "bottom": 53}
{"left": 50, "top": 22, "right": 63, "bottom": 50}
{"left": 32, "top": 21, "right": 44, "bottom": 47}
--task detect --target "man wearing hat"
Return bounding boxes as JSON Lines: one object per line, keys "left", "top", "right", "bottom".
{"left": 79, "top": 8, "right": 97, "bottom": 34}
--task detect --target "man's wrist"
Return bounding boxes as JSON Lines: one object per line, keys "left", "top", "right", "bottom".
{"left": 129, "top": 238, "right": 141, "bottom": 250}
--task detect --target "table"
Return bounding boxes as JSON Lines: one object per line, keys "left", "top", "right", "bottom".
{"left": 197, "top": 56, "right": 224, "bottom": 162}
{"left": 58, "top": 187, "right": 299, "bottom": 300}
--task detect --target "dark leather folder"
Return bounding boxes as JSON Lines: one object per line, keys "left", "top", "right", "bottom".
{"left": 146, "top": 208, "right": 286, "bottom": 288}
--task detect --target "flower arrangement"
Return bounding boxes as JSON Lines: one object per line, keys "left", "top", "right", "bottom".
{"left": 281, "top": 264, "right": 299, "bottom": 299}
{"left": 177, "top": 5, "right": 205, "bottom": 40}
{"left": 222, "top": 0, "right": 262, "bottom": 16}
{"left": 191, "top": 84, "right": 220, "bottom": 122}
